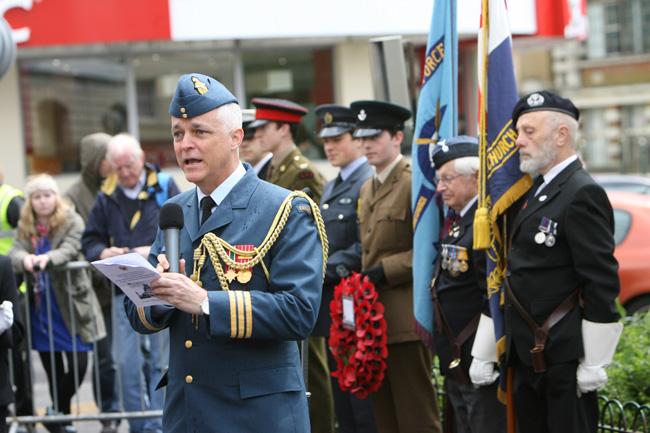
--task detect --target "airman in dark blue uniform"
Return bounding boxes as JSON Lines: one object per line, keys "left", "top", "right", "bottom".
{"left": 313, "top": 104, "right": 377, "bottom": 433}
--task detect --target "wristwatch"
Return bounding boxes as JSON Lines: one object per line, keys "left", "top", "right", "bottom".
{"left": 201, "top": 296, "right": 210, "bottom": 315}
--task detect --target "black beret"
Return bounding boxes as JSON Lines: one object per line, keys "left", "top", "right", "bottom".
{"left": 169, "top": 73, "right": 238, "bottom": 118}
{"left": 432, "top": 135, "right": 479, "bottom": 168}
{"left": 350, "top": 100, "right": 411, "bottom": 138}
{"left": 315, "top": 104, "right": 356, "bottom": 138}
{"left": 512, "top": 90, "right": 580, "bottom": 126}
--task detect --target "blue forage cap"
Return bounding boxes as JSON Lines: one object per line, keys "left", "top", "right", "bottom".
{"left": 169, "top": 73, "right": 238, "bottom": 118}
{"left": 432, "top": 135, "right": 479, "bottom": 168}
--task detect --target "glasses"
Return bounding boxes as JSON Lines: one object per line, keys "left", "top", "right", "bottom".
{"left": 435, "top": 173, "right": 463, "bottom": 186}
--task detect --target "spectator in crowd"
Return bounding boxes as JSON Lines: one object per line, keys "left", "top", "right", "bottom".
{"left": 82, "top": 134, "right": 180, "bottom": 433}
{"left": 0, "top": 255, "right": 22, "bottom": 433}
{"left": 0, "top": 169, "right": 33, "bottom": 431}
{"left": 9, "top": 174, "right": 106, "bottom": 433}
{"left": 63, "top": 132, "right": 119, "bottom": 433}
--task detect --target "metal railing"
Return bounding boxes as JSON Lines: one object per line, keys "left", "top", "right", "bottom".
{"left": 8, "top": 261, "right": 163, "bottom": 432}
{"left": 433, "top": 367, "right": 650, "bottom": 433}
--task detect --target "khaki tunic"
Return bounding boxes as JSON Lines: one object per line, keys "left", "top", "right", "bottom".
{"left": 267, "top": 146, "right": 325, "bottom": 204}
{"left": 358, "top": 158, "right": 417, "bottom": 345}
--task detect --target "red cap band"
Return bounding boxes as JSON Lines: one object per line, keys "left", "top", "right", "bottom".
{"left": 255, "top": 108, "right": 304, "bottom": 124}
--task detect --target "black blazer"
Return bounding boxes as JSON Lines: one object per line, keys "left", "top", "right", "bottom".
{"left": 0, "top": 255, "right": 22, "bottom": 405}
{"left": 506, "top": 159, "right": 620, "bottom": 367}
{"left": 433, "top": 201, "right": 487, "bottom": 377}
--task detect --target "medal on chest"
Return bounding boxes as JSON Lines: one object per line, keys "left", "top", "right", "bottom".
{"left": 534, "top": 217, "right": 558, "bottom": 248}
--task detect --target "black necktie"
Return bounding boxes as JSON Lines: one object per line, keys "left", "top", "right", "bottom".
{"left": 200, "top": 196, "right": 216, "bottom": 225}
{"left": 334, "top": 174, "right": 343, "bottom": 188}
{"left": 530, "top": 175, "right": 545, "bottom": 198}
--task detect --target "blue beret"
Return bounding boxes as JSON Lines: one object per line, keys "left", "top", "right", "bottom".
{"left": 169, "top": 73, "right": 238, "bottom": 118}
{"left": 512, "top": 90, "right": 579, "bottom": 126}
{"left": 432, "top": 135, "right": 479, "bottom": 168}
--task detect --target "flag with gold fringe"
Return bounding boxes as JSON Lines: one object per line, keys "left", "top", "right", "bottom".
{"left": 412, "top": 0, "right": 457, "bottom": 349}
{"left": 475, "top": 0, "right": 532, "bottom": 411}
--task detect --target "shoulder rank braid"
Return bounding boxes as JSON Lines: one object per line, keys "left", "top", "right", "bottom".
{"left": 191, "top": 190, "right": 329, "bottom": 293}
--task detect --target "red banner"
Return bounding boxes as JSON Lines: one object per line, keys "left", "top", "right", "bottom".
{"left": 3, "top": 0, "right": 170, "bottom": 47}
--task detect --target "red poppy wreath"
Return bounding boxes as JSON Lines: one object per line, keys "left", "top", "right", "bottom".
{"left": 328, "top": 272, "right": 388, "bottom": 399}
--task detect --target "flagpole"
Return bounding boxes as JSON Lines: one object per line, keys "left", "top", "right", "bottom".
{"left": 473, "top": 0, "right": 490, "bottom": 250}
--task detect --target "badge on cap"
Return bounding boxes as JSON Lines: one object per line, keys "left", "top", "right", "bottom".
{"left": 527, "top": 93, "right": 544, "bottom": 107}
{"left": 438, "top": 139, "right": 449, "bottom": 152}
{"left": 358, "top": 109, "right": 367, "bottom": 121}
{"left": 324, "top": 112, "right": 333, "bottom": 124}
{"left": 191, "top": 76, "right": 209, "bottom": 95}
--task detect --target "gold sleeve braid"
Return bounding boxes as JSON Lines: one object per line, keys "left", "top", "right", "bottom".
{"left": 191, "top": 191, "right": 329, "bottom": 338}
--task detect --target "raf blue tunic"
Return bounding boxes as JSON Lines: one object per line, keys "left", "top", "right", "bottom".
{"left": 125, "top": 167, "right": 323, "bottom": 433}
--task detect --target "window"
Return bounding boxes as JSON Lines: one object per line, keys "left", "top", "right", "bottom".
{"left": 588, "top": 0, "right": 650, "bottom": 57}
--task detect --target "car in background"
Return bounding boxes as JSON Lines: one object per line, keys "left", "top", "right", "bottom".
{"left": 596, "top": 174, "right": 650, "bottom": 195}
{"left": 608, "top": 190, "right": 650, "bottom": 314}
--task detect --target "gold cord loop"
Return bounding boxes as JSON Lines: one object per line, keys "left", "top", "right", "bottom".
{"left": 190, "top": 191, "right": 329, "bottom": 292}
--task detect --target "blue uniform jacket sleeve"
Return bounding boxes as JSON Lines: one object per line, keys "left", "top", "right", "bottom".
{"left": 208, "top": 198, "right": 324, "bottom": 341}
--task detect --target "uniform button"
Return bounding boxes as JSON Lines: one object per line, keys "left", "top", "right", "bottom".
{"left": 338, "top": 214, "right": 344, "bottom": 220}
{"left": 322, "top": 203, "right": 329, "bottom": 210}
{"left": 180, "top": 107, "right": 186, "bottom": 113}
{"left": 185, "top": 375, "right": 193, "bottom": 384}
{"left": 185, "top": 340, "right": 192, "bottom": 349}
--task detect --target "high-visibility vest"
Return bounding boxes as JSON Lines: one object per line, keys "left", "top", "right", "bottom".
{"left": 0, "top": 183, "right": 24, "bottom": 256}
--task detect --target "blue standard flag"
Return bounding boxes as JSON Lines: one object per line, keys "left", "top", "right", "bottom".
{"left": 412, "top": 0, "right": 458, "bottom": 348}
{"left": 475, "top": 0, "right": 532, "bottom": 408}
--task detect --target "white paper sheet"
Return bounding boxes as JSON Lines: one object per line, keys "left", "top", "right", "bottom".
{"left": 91, "top": 253, "right": 166, "bottom": 307}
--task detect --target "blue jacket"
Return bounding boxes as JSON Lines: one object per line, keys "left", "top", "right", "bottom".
{"left": 82, "top": 164, "right": 180, "bottom": 263}
{"left": 126, "top": 167, "right": 324, "bottom": 433}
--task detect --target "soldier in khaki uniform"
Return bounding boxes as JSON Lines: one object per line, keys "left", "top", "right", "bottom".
{"left": 352, "top": 100, "right": 442, "bottom": 433}
{"left": 250, "top": 97, "right": 332, "bottom": 433}
{"left": 251, "top": 98, "right": 324, "bottom": 201}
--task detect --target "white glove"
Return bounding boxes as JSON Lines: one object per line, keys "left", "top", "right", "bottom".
{"left": 469, "top": 358, "right": 500, "bottom": 386}
{"left": 469, "top": 314, "right": 500, "bottom": 387}
{"left": 576, "top": 320, "right": 623, "bottom": 396}
{"left": 0, "top": 301, "right": 14, "bottom": 334}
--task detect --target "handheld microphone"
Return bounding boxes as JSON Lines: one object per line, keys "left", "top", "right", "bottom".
{"left": 159, "top": 203, "right": 184, "bottom": 273}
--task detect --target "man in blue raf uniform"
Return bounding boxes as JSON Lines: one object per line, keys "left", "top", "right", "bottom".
{"left": 470, "top": 91, "right": 622, "bottom": 433}
{"left": 430, "top": 136, "right": 505, "bottom": 433}
{"left": 124, "top": 73, "right": 327, "bottom": 433}
{"left": 313, "top": 104, "right": 377, "bottom": 433}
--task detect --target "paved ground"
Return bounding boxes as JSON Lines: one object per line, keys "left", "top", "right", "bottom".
{"left": 10, "top": 352, "right": 149, "bottom": 433}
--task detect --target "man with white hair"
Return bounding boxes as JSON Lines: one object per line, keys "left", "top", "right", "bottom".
{"left": 82, "top": 133, "right": 180, "bottom": 433}
{"left": 123, "top": 73, "right": 326, "bottom": 433}
{"left": 430, "top": 136, "right": 505, "bottom": 433}
{"left": 469, "top": 91, "right": 622, "bottom": 433}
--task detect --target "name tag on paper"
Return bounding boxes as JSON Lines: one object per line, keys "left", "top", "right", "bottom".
{"left": 342, "top": 295, "right": 355, "bottom": 330}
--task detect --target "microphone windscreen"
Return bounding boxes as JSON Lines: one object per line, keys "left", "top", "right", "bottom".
{"left": 159, "top": 203, "right": 184, "bottom": 230}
